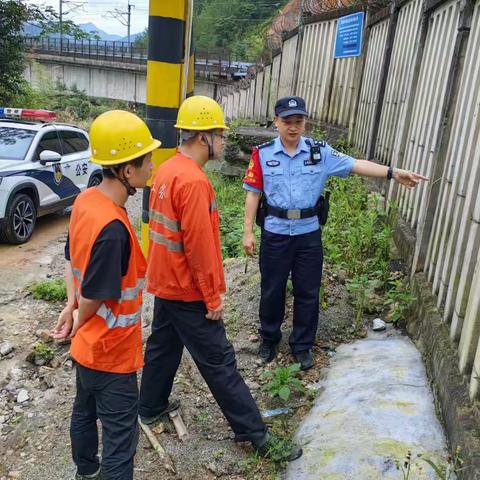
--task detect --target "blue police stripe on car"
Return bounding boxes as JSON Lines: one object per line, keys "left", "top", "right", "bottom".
{"left": 0, "top": 168, "right": 81, "bottom": 199}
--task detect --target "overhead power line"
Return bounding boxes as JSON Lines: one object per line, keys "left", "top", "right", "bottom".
{"left": 104, "top": 1, "right": 135, "bottom": 43}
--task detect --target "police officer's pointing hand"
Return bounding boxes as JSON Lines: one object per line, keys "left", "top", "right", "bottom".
{"left": 392, "top": 168, "right": 428, "bottom": 189}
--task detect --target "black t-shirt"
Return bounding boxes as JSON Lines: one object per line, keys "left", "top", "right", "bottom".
{"left": 65, "top": 220, "right": 131, "bottom": 300}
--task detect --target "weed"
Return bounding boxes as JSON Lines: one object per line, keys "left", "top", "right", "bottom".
{"left": 262, "top": 364, "right": 305, "bottom": 401}
{"left": 239, "top": 452, "right": 264, "bottom": 479}
{"left": 332, "top": 136, "right": 358, "bottom": 156}
{"left": 194, "top": 411, "right": 210, "bottom": 430}
{"left": 395, "top": 450, "right": 413, "bottom": 479}
{"left": 419, "top": 447, "right": 465, "bottom": 479}
{"left": 12, "top": 414, "right": 24, "bottom": 425}
{"left": 396, "top": 448, "right": 464, "bottom": 480}
{"left": 31, "top": 279, "right": 67, "bottom": 302}
{"left": 323, "top": 176, "right": 397, "bottom": 326}
{"left": 212, "top": 449, "right": 225, "bottom": 460}
{"left": 310, "top": 124, "right": 327, "bottom": 141}
{"left": 346, "top": 275, "right": 384, "bottom": 333}
{"left": 27, "top": 341, "right": 56, "bottom": 366}
{"left": 208, "top": 172, "right": 253, "bottom": 258}
{"left": 384, "top": 277, "right": 414, "bottom": 326}
{"left": 286, "top": 278, "right": 293, "bottom": 294}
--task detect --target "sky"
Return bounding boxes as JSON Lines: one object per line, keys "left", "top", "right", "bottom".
{"left": 26, "top": 0, "right": 150, "bottom": 36}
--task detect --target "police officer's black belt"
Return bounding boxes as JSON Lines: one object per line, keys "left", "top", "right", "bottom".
{"left": 264, "top": 204, "right": 320, "bottom": 220}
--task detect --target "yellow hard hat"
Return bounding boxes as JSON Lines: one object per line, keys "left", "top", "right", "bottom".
{"left": 90, "top": 110, "right": 161, "bottom": 166}
{"left": 174, "top": 95, "right": 229, "bottom": 131}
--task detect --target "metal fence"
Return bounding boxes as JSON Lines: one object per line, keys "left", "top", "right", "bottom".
{"left": 24, "top": 36, "right": 254, "bottom": 81}
{"left": 422, "top": 0, "right": 480, "bottom": 399}
{"left": 352, "top": 17, "right": 390, "bottom": 154}
{"left": 218, "top": 0, "right": 480, "bottom": 402}
{"left": 277, "top": 33, "right": 298, "bottom": 98}
{"left": 397, "top": 0, "right": 461, "bottom": 230}
{"left": 375, "top": 0, "right": 423, "bottom": 165}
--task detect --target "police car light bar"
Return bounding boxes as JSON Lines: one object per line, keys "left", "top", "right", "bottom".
{"left": 0, "top": 108, "right": 57, "bottom": 122}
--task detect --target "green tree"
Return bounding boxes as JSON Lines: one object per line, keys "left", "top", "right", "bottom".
{"left": 133, "top": 28, "right": 148, "bottom": 50}
{"left": 193, "top": 0, "right": 287, "bottom": 58}
{"left": 0, "top": 0, "right": 92, "bottom": 104}
{"left": 0, "top": 1, "right": 30, "bottom": 103}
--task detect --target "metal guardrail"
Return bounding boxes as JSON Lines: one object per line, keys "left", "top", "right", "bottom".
{"left": 23, "top": 37, "right": 255, "bottom": 81}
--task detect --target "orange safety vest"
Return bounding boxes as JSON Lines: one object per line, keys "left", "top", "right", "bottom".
{"left": 147, "top": 152, "right": 226, "bottom": 310}
{"left": 69, "top": 187, "right": 146, "bottom": 374}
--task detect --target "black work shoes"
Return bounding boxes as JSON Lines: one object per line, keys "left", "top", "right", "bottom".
{"left": 253, "top": 432, "right": 303, "bottom": 462}
{"left": 139, "top": 399, "right": 180, "bottom": 425}
{"left": 293, "top": 350, "right": 314, "bottom": 371}
{"left": 74, "top": 468, "right": 102, "bottom": 480}
{"left": 259, "top": 341, "right": 279, "bottom": 363}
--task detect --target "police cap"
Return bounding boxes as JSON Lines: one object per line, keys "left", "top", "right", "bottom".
{"left": 274, "top": 96, "right": 308, "bottom": 118}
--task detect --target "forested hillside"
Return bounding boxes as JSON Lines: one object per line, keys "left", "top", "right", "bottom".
{"left": 193, "top": 0, "right": 290, "bottom": 59}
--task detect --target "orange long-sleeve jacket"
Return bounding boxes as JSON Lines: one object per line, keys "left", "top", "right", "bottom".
{"left": 146, "top": 151, "right": 226, "bottom": 310}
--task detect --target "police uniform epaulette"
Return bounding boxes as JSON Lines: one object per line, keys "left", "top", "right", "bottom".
{"left": 306, "top": 138, "right": 326, "bottom": 148}
{"left": 257, "top": 140, "right": 275, "bottom": 149}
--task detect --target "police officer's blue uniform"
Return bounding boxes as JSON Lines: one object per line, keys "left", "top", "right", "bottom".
{"left": 243, "top": 97, "right": 356, "bottom": 362}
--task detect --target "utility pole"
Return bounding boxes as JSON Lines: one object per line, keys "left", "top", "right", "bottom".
{"left": 127, "top": 2, "right": 132, "bottom": 44}
{"left": 105, "top": 1, "right": 135, "bottom": 43}
{"left": 58, "top": 0, "right": 86, "bottom": 52}
{"left": 59, "top": 0, "right": 63, "bottom": 52}
{"left": 141, "top": 0, "right": 194, "bottom": 255}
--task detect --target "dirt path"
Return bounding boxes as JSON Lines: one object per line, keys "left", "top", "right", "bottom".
{"left": 0, "top": 212, "right": 69, "bottom": 299}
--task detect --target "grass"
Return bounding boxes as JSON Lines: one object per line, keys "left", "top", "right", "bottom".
{"left": 30, "top": 279, "right": 67, "bottom": 302}
{"left": 208, "top": 172, "right": 248, "bottom": 258}
{"left": 322, "top": 173, "right": 395, "bottom": 327}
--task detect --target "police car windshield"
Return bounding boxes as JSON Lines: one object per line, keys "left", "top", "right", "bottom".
{"left": 0, "top": 127, "right": 36, "bottom": 161}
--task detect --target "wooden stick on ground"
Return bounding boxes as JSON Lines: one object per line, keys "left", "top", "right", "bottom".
{"left": 138, "top": 418, "right": 176, "bottom": 474}
{"left": 168, "top": 409, "right": 189, "bottom": 441}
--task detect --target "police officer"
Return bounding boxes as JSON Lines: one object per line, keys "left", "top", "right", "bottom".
{"left": 242, "top": 96, "right": 427, "bottom": 370}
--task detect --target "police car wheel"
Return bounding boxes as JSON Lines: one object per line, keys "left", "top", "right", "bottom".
{"left": 3, "top": 194, "right": 37, "bottom": 245}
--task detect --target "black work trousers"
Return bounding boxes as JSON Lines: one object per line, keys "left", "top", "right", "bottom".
{"left": 259, "top": 228, "right": 323, "bottom": 353}
{"left": 70, "top": 364, "right": 139, "bottom": 480}
{"left": 139, "top": 298, "right": 267, "bottom": 444}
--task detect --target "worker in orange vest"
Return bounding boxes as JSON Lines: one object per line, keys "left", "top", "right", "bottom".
{"left": 139, "top": 96, "right": 302, "bottom": 461}
{"left": 51, "top": 110, "right": 160, "bottom": 480}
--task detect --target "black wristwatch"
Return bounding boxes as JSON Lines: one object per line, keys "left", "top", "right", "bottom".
{"left": 387, "top": 166, "right": 394, "bottom": 180}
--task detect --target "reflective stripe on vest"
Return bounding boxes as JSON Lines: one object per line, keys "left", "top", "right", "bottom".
{"left": 149, "top": 229, "right": 184, "bottom": 253}
{"left": 72, "top": 267, "right": 82, "bottom": 282}
{"left": 73, "top": 268, "right": 144, "bottom": 304}
{"left": 210, "top": 199, "right": 217, "bottom": 212}
{"left": 121, "top": 279, "right": 145, "bottom": 302}
{"left": 72, "top": 266, "right": 144, "bottom": 327}
{"left": 96, "top": 303, "right": 142, "bottom": 329}
{"left": 150, "top": 210, "right": 181, "bottom": 233}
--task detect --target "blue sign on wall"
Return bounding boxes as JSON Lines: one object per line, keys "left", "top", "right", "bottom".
{"left": 334, "top": 12, "right": 365, "bottom": 59}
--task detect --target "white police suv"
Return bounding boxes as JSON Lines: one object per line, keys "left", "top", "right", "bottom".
{"left": 0, "top": 108, "right": 102, "bottom": 244}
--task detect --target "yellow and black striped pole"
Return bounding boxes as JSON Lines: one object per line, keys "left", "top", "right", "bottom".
{"left": 142, "top": 0, "right": 194, "bottom": 254}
